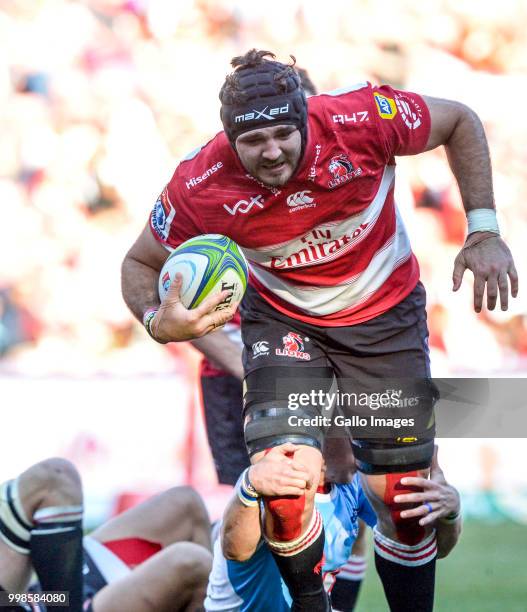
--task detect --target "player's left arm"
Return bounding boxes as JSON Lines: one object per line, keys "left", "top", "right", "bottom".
{"left": 391, "top": 446, "right": 461, "bottom": 558}
{"left": 190, "top": 330, "right": 244, "bottom": 379}
{"left": 421, "top": 95, "right": 518, "bottom": 312}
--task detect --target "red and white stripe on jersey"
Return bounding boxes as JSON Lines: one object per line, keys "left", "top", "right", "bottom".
{"left": 373, "top": 526, "right": 437, "bottom": 567}
{"left": 245, "top": 165, "right": 418, "bottom": 324}
{"left": 149, "top": 82, "right": 430, "bottom": 327}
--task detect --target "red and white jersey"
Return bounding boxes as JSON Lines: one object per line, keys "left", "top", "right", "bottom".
{"left": 150, "top": 82, "right": 431, "bottom": 326}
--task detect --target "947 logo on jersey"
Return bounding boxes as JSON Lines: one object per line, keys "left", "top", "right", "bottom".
{"left": 332, "top": 111, "right": 369, "bottom": 124}
{"left": 328, "top": 154, "right": 363, "bottom": 189}
{"left": 275, "top": 333, "right": 311, "bottom": 361}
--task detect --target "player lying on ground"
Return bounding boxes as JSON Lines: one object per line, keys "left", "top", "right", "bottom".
{"left": 204, "top": 442, "right": 461, "bottom": 611}
{"left": 121, "top": 48, "right": 516, "bottom": 611}
{"left": 0, "top": 458, "right": 211, "bottom": 611}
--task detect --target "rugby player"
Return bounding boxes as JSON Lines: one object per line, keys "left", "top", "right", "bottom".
{"left": 190, "top": 66, "right": 319, "bottom": 489}
{"left": 204, "top": 442, "right": 461, "bottom": 611}
{"left": 0, "top": 458, "right": 212, "bottom": 611}
{"left": 190, "top": 61, "right": 380, "bottom": 604}
{"left": 121, "top": 49, "right": 516, "bottom": 610}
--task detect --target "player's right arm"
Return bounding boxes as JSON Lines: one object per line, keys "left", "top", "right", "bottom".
{"left": 222, "top": 444, "right": 311, "bottom": 561}
{"left": 121, "top": 221, "right": 171, "bottom": 323}
{"left": 122, "top": 222, "right": 234, "bottom": 342}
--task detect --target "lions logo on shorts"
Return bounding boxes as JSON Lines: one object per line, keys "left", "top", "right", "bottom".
{"left": 283, "top": 332, "right": 304, "bottom": 352}
{"left": 275, "top": 332, "right": 311, "bottom": 361}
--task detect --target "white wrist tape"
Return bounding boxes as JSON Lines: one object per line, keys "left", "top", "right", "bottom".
{"left": 236, "top": 468, "right": 260, "bottom": 507}
{"left": 467, "top": 209, "right": 500, "bottom": 235}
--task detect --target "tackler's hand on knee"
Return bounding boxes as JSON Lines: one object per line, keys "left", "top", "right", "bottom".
{"left": 248, "top": 444, "right": 312, "bottom": 497}
{"left": 393, "top": 446, "right": 461, "bottom": 526}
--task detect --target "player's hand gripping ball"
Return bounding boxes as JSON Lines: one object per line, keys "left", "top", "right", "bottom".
{"left": 158, "top": 234, "right": 248, "bottom": 312}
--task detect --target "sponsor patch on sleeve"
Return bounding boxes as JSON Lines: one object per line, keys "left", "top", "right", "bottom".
{"left": 373, "top": 92, "right": 397, "bottom": 119}
{"left": 394, "top": 93, "right": 423, "bottom": 130}
{"left": 151, "top": 186, "right": 176, "bottom": 241}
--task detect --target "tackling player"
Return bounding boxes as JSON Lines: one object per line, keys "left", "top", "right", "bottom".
{"left": 0, "top": 458, "right": 212, "bottom": 611}
{"left": 121, "top": 49, "right": 516, "bottom": 610}
{"left": 204, "top": 443, "right": 461, "bottom": 611}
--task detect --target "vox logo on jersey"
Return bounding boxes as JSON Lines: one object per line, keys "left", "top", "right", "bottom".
{"left": 223, "top": 195, "right": 265, "bottom": 216}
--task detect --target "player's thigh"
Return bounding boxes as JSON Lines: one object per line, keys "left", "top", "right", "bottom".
{"left": 91, "top": 487, "right": 209, "bottom": 549}
{"left": 242, "top": 292, "right": 335, "bottom": 456}
{"left": 91, "top": 542, "right": 211, "bottom": 612}
{"left": 328, "top": 282, "right": 431, "bottom": 382}
{"left": 0, "top": 538, "right": 32, "bottom": 593}
{"left": 328, "top": 283, "right": 437, "bottom": 472}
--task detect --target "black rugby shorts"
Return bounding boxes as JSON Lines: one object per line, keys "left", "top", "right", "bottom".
{"left": 241, "top": 281, "right": 434, "bottom": 443}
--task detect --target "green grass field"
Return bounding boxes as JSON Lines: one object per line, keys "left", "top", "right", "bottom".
{"left": 356, "top": 520, "right": 527, "bottom": 612}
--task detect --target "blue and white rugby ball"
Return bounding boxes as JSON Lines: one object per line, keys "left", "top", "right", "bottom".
{"left": 158, "top": 234, "right": 249, "bottom": 310}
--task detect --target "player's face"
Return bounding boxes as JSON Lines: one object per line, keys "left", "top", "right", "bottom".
{"left": 235, "top": 125, "right": 302, "bottom": 187}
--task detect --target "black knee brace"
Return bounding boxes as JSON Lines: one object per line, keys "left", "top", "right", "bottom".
{"left": 352, "top": 437, "right": 435, "bottom": 474}
{"left": 243, "top": 366, "right": 333, "bottom": 456}
{"left": 350, "top": 378, "right": 438, "bottom": 474}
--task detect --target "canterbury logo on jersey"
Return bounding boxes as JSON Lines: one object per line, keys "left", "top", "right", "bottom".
{"left": 223, "top": 194, "right": 265, "bottom": 216}
{"left": 235, "top": 104, "right": 289, "bottom": 123}
{"left": 286, "top": 191, "right": 314, "bottom": 207}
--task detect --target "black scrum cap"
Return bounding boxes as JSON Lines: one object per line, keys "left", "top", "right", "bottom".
{"left": 219, "top": 58, "right": 308, "bottom": 149}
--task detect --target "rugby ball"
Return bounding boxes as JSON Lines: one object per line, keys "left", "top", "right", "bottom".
{"left": 158, "top": 234, "right": 249, "bottom": 310}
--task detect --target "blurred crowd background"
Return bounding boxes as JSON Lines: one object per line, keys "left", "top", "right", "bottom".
{"left": 1, "top": 0, "right": 527, "bottom": 523}
{"left": 2, "top": 0, "right": 527, "bottom": 375}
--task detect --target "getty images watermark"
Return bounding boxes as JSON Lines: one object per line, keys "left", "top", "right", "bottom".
{"left": 287, "top": 389, "right": 421, "bottom": 429}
